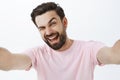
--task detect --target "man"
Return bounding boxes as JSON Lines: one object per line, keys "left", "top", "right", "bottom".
{"left": 0, "top": 2, "right": 120, "bottom": 80}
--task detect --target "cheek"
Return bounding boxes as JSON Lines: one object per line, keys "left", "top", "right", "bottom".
{"left": 58, "top": 27, "right": 65, "bottom": 33}
{"left": 54, "top": 26, "right": 63, "bottom": 33}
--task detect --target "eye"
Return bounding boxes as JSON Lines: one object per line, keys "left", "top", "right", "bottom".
{"left": 49, "top": 21, "right": 57, "bottom": 27}
{"left": 38, "top": 26, "right": 45, "bottom": 31}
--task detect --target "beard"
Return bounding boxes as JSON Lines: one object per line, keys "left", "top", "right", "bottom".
{"left": 44, "top": 30, "right": 67, "bottom": 50}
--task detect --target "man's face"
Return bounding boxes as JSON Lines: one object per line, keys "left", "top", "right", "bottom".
{"left": 35, "top": 11, "right": 67, "bottom": 50}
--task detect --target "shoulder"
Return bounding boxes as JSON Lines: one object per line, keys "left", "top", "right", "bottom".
{"left": 74, "top": 40, "right": 104, "bottom": 45}
{"left": 24, "top": 44, "right": 50, "bottom": 54}
{"left": 74, "top": 40, "right": 105, "bottom": 49}
{"left": 83, "top": 40, "right": 105, "bottom": 47}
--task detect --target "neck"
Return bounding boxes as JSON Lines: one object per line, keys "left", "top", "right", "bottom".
{"left": 57, "top": 38, "right": 73, "bottom": 51}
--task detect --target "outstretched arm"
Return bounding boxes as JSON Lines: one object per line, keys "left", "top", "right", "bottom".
{"left": 97, "top": 40, "right": 120, "bottom": 64}
{"left": 0, "top": 47, "right": 31, "bottom": 71}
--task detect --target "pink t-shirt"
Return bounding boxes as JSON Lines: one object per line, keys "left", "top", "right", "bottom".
{"left": 25, "top": 40, "right": 105, "bottom": 80}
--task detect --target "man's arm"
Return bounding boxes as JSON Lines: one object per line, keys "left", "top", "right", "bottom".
{"left": 97, "top": 40, "right": 120, "bottom": 64}
{"left": 0, "top": 47, "right": 31, "bottom": 71}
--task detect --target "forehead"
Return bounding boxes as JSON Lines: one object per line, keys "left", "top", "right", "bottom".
{"left": 35, "top": 11, "right": 60, "bottom": 27}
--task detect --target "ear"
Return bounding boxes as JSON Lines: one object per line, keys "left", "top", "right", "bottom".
{"left": 62, "top": 17, "right": 68, "bottom": 28}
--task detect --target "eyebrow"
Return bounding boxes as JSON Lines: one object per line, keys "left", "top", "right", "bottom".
{"left": 38, "top": 17, "right": 56, "bottom": 28}
{"left": 48, "top": 17, "right": 56, "bottom": 24}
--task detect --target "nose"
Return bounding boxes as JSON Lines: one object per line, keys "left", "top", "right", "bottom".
{"left": 45, "top": 27, "right": 53, "bottom": 36}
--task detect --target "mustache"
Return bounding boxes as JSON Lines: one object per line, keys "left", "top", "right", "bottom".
{"left": 45, "top": 33, "right": 56, "bottom": 37}
{"left": 44, "top": 32, "right": 59, "bottom": 38}
{"left": 45, "top": 33, "right": 59, "bottom": 37}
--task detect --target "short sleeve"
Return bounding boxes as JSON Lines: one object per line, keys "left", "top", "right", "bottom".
{"left": 23, "top": 47, "right": 39, "bottom": 70}
{"left": 89, "top": 41, "right": 105, "bottom": 66}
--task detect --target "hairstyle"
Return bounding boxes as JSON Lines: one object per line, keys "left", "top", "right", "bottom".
{"left": 31, "top": 2, "right": 65, "bottom": 25}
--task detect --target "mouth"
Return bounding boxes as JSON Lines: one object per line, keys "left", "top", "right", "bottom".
{"left": 45, "top": 33, "right": 59, "bottom": 44}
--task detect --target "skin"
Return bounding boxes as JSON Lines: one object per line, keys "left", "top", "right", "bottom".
{"left": 97, "top": 40, "right": 120, "bottom": 64}
{"left": 0, "top": 47, "right": 31, "bottom": 70}
{"left": 0, "top": 10, "right": 120, "bottom": 71}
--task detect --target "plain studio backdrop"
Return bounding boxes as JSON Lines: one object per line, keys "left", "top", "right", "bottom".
{"left": 0, "top": 0, "right": 120, "bottom": 80}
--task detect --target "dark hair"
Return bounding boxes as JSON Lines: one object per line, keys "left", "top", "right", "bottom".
{"left": 31, "top": 2, "right": 65, "bottom": 25}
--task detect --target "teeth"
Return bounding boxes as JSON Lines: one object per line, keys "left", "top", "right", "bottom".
{"left": 48, "top": 34, "right": 57, "bottom": 40}
{"left": 49, "top": 36, "right": 56, "bottom": 40}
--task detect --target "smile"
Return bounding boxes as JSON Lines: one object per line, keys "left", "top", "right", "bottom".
{"left": 46, "top": 33, "right": 59, "bottom": 43}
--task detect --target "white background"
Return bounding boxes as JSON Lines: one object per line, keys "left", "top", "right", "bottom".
{"left": 0, "top": 0, "right": 120, "bottom": 80}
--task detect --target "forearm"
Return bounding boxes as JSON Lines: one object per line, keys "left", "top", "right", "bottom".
{"left": 0, "top": 47, "right": 13, "bottom": 71}
{"left": 0, "top": 47, "right": 31, "bottom": 71}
